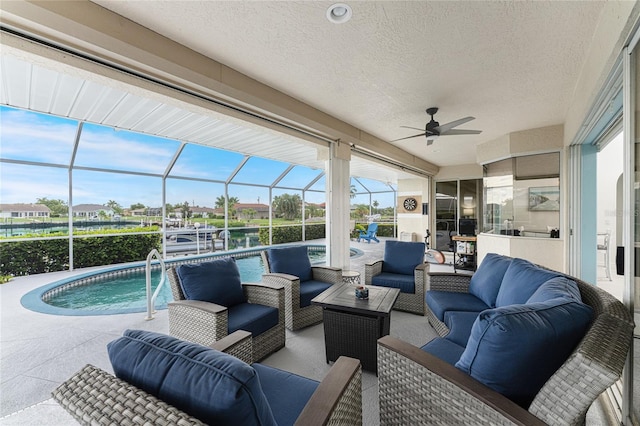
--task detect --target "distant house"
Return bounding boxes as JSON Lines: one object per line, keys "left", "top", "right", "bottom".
{"left": 0, "top": 203, "right": 51, "bottom": 219}
{"left": 234, "top": 203, "right": 271, "bottom": 220}
{"left": 191, "top": 206, "right": 216, "bottom": 218}
{"left": 305, "top": 202, "right": 326, "bottom": 215}
{"left": 72, "top": 204, "right": 114, "bottom": 219}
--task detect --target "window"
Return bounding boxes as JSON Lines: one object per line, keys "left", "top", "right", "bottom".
{"left": 483, "top": 153, "right": 560, "bottom": 238}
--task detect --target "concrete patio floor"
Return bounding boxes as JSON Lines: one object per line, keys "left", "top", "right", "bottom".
{"left": 0, "top": 237, "right": 617, "bottom": 425}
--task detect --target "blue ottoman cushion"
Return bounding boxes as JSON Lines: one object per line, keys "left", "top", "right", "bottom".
{"left": 426, "top": 290, "right": 489, "bottom": 321}
{"left": 253, "top": 363, "right": 319, "bottom": 426}
{"left": 300, "top": 280, "right": 332, "bottom": 307}
{"left": 421, "top": 337, "right": 466, "bottom": 366}
{"left": 176, "top": 258, "right": 247, "bottom": 307}
{"left": 107, "top": 329, "right": 276, "bottom": 425}
{"left": 371, "top": 272, "right": 416, "bottom": 293}
{"left": 227, "top": 303, "right": 279, "bottom": 337}
{"left": 468, "top": 253, "right": 512, "bottom": 307}
{"left": 455, "top": 299, "right": 593, "bottom": 408}
{"left": 382, "top": 240, "right": 425, "bottom": 275}
{"left": 267, "top": 246, "right": 313, "bottom": 282}
{"left": 496, "top": 258, "right": 562, "bottom": 307}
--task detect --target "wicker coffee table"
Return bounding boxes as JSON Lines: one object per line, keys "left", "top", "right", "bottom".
{"left": 311, "top": 284, "right": 400, "bottom": 373}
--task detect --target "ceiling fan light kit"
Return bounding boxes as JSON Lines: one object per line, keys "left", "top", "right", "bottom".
{"left": 392, "top": 107, "right": 482, "bottom": 145}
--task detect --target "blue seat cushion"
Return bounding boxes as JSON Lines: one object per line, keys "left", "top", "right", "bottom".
{"left": 382, "top": 240, "right": 425, "bottom": 275}
{"left": 443, "top": 311, "right": 481, "bottom": 347}
{"left": 107, "top": 329, "right": 276, "bottom": 425}
{"left": 455, "top": 299, "right": 593, "bottom": 408}
{"left": 300, "top": 280, "right": 332, "bottom": 307}
{"left": 267, "top": 246, "right": 313, "bottom": 282}
{"left": 371, "top": 272, "right": 415, "bottom": 293}
{"left": 468, "top": 253, "right": 512, "bottom": 307}
{"left": 253, "top": 363, "right": 319, "bottom": 426}
{"left": 421, "top": 337, "right": 466, "bottom": 366}
{"left": 227, "top": 303, "right": 279, "bottom": 337}
{"left": 176, "top": 257, "right": 246, "bottom": 307}
{"left": 495, "top": 258, "right": 562, "bottom": 307}
{"left": 527, "top": 276, "right": 582, "bottom": 303}
{"left": 426, "top": 290, "right": 489, "bottom": 322}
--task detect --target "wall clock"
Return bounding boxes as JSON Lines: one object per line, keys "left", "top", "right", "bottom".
{"left": 403, "top": 197, "right": 418, "bottom": 211}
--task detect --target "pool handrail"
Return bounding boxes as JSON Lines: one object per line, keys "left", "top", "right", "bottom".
{"left": 145, "top": 249, "right": 166, "bottom": 320}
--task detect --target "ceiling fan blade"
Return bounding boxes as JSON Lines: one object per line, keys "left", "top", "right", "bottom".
{"left": 440, "top": 129, "right": 482, "bottom": 136}
{"left": 400, "top": 125, "right": 425, "bottom": 131}
{"left": 435, "top": 116, "right": 475, "bottom": 133}
{"left": 390, "top": 133, "right": 426, "bottom": 142}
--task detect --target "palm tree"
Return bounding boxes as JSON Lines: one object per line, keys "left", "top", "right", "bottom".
{"left": 215, "top": 196, "right": 226, "bottom": 209}
{"left": 215, "top": 195, "right": 239, "bottom": 218}
{"left": 273, "top": 193, "right": 301, "bottom": 220}
{"left": 180, "top": 201, "right": 191, "bottom": 220}
{"left": 106, "top": 200, "right": 123, "bottom": 215}
{"left": 373, "top": 200, "right": 379, "bottom": 213}
{"left": 244, "top": 208, "right": 257, "bottom": 222}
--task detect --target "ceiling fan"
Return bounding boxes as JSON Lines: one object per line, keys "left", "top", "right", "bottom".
{"left": 392, "top": 107, "right": 482, "bottom": 145}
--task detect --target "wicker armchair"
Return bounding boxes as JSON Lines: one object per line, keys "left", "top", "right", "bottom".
{"left": 364, "top": 240, "right": 427, "bottom": 315}
{"left": 167, "top": 262, "right": 285, "bottom": 361}
{"left": 53, "top": 331, "right": 363, "bottom": 426}
{"left": 261, "top": 246, "right": 342, "bottom": 331}
{"left": 378, "top": 272, "right": 634, "bottom": 425}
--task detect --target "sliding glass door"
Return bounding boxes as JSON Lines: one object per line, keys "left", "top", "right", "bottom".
{"left": 434, "top": 179, "right": 481, "bottom": 252}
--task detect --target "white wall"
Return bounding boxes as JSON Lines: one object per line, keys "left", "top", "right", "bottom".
{"left": 478, "top": 233, "right": 564, "bottom": 271}
{"left": 564, "top": 2, "right": 639, "bottom": 145}
{"left": 397, "top": 178, "right": 430, "bottom": 242}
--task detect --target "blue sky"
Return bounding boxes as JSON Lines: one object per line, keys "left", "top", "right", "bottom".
{"left": 1, "top": 106, "right": 395, "bottom": 209}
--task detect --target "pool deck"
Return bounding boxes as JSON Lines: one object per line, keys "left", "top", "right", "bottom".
{"left": 0, "top": 238, "right": 612, "bottom": 425}
{"left": 0, "top": 238, "right": 408, "bottom": 423}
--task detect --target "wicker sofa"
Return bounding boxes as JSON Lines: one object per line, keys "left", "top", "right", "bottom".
{"left": 53, "top": 330, "right": 363, "bottom": 426}
{"left": 377, "top": 254, "right": 634, "bottom": 425}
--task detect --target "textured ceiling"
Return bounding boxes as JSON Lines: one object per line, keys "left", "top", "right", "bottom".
{"left": 91, "top": 0, "right": 605, "bottom": 167}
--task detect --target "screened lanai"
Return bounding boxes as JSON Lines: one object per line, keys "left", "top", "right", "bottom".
{"left": 0, "top": 102, "right": 403, "bottom": 271}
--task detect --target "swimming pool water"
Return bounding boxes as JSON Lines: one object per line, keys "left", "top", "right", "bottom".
{"left": 41, "top": 250, "right": 336, "bottom": 313}
{"left": 44, "top": 256, "right": 267, "bottom": 312}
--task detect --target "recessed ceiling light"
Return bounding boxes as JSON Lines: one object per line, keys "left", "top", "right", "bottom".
{"left": 326, "top": 3, "right": 352, "bottom": 24}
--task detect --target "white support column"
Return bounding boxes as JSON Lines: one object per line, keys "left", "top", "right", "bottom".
{"left": 324, "top": 141, "right": 351, "bottom": 269}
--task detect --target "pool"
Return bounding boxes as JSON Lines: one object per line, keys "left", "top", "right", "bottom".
{"left": 21, "top": 245, "right": 362, "bottom": 316}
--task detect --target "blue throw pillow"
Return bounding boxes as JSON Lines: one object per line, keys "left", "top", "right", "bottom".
{"left": 382, "top": 240, "right": 425, "bottom": 275}
{"left": 108, "top": 330, "right": 277, "bottom": 425}
{"left": 468, "top": 253, "right": 512, "bottom": 307}
{"left": 267, "top": 246, "right": 313, "bottom": 282}
{"left": 527, "top": 276, "right": 582, "bottom": 304}
{"left": 176, "top": 258, "right": 246, "bottom": 307}
{"left": 495, "top": 258, "right": 561, "bottom": 307}
{"left": 454, "top": 299, "right": 593, "bottom": 408}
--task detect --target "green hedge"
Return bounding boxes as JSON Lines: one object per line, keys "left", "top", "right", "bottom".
{"left": 0, "top": 233, "right": 161, "bottom": 277}
{"left": 376, "top": 223, "right": 396, "bottom": 237}
{"left": 257, "top": 223, "right": 396, "bottom": 245}
{"left": 258, "top": 223, "right": 326, "bottom": 245}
